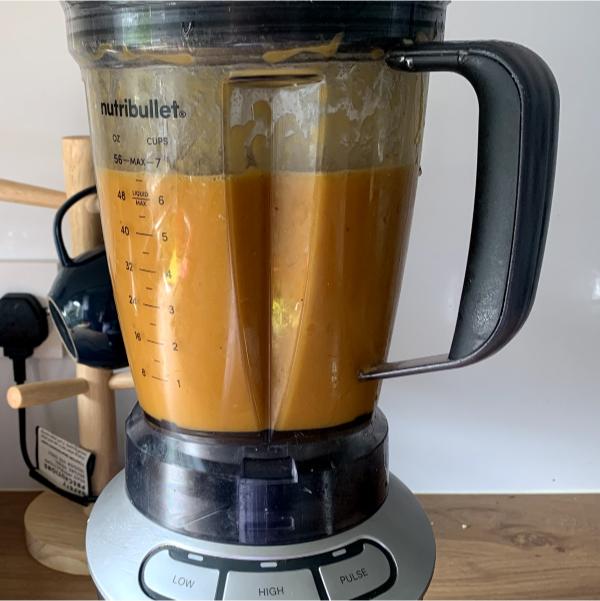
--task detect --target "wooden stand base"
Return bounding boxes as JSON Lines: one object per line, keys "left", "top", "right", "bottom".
{"left": 24, "top": 491, "right": 89, "bottom": 576}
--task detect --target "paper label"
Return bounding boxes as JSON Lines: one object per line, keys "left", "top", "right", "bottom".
{"left": 36, "top": 427, "right": 93, "bottom": 498}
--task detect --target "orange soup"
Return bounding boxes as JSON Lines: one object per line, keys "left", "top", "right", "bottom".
{"left": 98, "top": 165, "right": 416, "bottom": 432}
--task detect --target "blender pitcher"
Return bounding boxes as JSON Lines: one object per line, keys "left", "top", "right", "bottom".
{"left": 72, "top": 6, "right": 433, "bottom": 435}
{"left": 64, "top": 1, "right": 556, "bottom": 436}
{"left": 63, "top": 2, "right": 558, "bottom": 595}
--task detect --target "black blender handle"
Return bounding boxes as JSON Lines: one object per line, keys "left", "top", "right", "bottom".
{"left": 360, "top": 41, "right": 559, "bottom": 381}
{"left": 53, "top": 185, "right": 98, "bottom": 267}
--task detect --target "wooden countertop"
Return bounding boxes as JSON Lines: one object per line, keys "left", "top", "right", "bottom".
{"left": 1, "top": 492, "right": 599, "bottom": 599}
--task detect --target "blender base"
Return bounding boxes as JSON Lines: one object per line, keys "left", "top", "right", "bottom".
{"left": 87, "top": 472, "right": 435, "bottom": 600}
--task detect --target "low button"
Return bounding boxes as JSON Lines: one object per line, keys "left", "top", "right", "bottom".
{"left": 142, "top": 549, "right": 219, "bottom": 600}
{"left": 319, "top": 543, "right": 393, "bottom": 600}
{"left": 223, "top": 569, "right": 318, "bottom": 600}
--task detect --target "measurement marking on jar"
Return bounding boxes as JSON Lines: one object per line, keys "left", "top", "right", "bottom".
{"left": 153, "top": 359, "right": 161, "bottom": 364}
{"left": 143, "top": 303, "right": 160, "bottom": 309}
{"left": 142, "top": 251, "right": 150, "bottom": 255}
{"left": 145, "top": 287, "right": 153, "bottom": 291}
{"left": 135, "top": 232, "right": 153, "bottom": 238}
{"left": 147, "top": 339, "right": 164, "bottom": 346}
{"left": 151, "top": 376, "right": 168, "bottom": 382}
{"left": 149, "top": 322, "right": 157, "bottom": 326}
{"left": 139, "top": 268, "right": 156, "bottom": 274}
{"left": 138, "top": 215, "right": 146, "bottom": 219}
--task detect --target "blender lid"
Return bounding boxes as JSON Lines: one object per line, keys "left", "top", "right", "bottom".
{"left": 63, "top": 1, "right": 447, "bottom": 53}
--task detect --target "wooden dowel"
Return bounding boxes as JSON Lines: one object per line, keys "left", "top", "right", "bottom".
{"left": 75, "top": 365, "right": 119, "bottom": 493}
{"left": 62, "top": 136, "right": 103, "bottom": 254}
{"left": 108, "top": 371, "right": 134, "bottom": 391}
{"left": 62, "top": 136, "right": 118, "bottom": 495}
{"left": 0, "top": 179, "right": 65, "bottom": 209}
{"left": 7, "top": 378, "right": 89, "bottom": 409}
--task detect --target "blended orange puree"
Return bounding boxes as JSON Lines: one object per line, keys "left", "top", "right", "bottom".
{"left": 97, "top": 165, "right": 416, "bottom": 432}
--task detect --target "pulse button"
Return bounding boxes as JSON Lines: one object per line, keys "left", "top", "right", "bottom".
{"left": 319, "top": 542, "right": 393, "bottom": 599}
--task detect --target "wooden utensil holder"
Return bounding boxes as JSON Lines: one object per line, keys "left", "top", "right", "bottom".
{"left": 3, "top": 136, "right": 135, "bottom": 575}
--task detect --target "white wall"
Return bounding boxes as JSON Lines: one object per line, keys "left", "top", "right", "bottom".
{"left": 0, "top": 1, "right": 598, "bottom": 492}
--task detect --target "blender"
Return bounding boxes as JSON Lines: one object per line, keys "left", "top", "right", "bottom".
{"left": 62, "top": 2, "right": 559, "bottom": 599}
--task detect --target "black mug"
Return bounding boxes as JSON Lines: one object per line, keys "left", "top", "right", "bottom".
{"left": 48, "top": 186, "right": 128, "bottom": 369}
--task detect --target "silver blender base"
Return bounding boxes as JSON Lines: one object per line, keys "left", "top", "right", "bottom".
{"left": 87, "top": 472, "right": 435, "bottom": 600}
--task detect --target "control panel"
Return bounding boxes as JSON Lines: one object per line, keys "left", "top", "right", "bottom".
{"left": 140, "top": 539, "right": 396, "bottom": 600}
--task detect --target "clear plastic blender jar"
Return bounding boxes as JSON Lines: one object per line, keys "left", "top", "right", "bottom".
{"left": 63, "top": 2, "right": 444, "bottom": 433}
{"left": 63, "top": 1, "right": 557, "bottom": 441}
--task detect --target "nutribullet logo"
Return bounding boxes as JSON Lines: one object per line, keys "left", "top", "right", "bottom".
{"left": 99, "top": 99, "right": 186, "bottom": 119}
